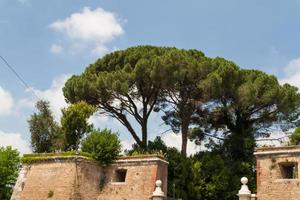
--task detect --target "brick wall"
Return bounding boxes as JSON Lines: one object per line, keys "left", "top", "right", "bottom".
{"left": 11, "top": 156, "right": 168, "bottom": 200}
{"left": 255, "top": 146, "right": 300, "bottom": 200}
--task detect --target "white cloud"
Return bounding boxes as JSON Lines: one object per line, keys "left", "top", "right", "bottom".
{"left": 50, "top": 44, "right": 63, "bottom": 54}
{"left": 16, "top": 98, "right": 35, "bottom": 110}
{"left": 0, "top": 130, "right": 31, "bottom": 154}
{"left": 91, "top": 45, "right": 109, "bottom": 56}
{"left": 161, "top": 132, "right": 202, "bottom": 156}
{"left": 88, "top": 113, "right": 109, "bottom": 126}
{"left": 121, "top": 140, "right": 134, "bottom": 153}
{"left": 32, "top": 74, "right": 70, "bottom": 120}
{"left": 11, "top": 97, "right": 35, "bottom": 117}
{"left": 0, "top": 86, "right": 14, "bottom": 115}
{"left": 49, "top": 7, "right": 124, "bottom": 55}
{"left": 280, "top": 58, "right": 300, "bottom": 89}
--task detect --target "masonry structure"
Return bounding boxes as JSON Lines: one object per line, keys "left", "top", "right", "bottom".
{"left": 254, "top": 146, "right": 300, "bottom": 200}
{"left": 10, "top": 155, "right": 168, "bottom": 200}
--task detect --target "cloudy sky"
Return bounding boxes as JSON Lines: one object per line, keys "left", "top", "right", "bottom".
{"left": 0, "top": 0, "right": 300, "bottom": 154}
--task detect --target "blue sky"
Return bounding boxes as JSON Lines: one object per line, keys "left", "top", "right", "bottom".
{"left": 1, "top": 0, "right": 300, "bottom": 154}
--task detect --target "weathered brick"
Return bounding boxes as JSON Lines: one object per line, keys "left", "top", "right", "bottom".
{"left": 11, "top": 156, "right": 168, "bottom": 200}
{"left": 255, "top": 146, "right": 300, "bottom": 200}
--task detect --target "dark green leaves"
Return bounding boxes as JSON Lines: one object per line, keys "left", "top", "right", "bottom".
{"left": 63, "top": 46, "right": 186, "bottom": 147}
{"left": 61, "top": 101, "right": 95, "bottom": 151}
{"left": 81, "top": 129, "right": 121, "bottom": 166}
{"left": 0, "top": 146, "right": 20, "bottom": 200}
{"left": 28, "top": 100, "right": 61, "bottom": 153}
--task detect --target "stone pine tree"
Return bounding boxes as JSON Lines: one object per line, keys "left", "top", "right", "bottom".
{"left": 63, "top": 46, "right": 174, "bottom": 149}
{"left": 194, "top": 57, "right": 300, "bottom": 195}
{"left": 158, "top": 49, "right": 215, "bottom": 156}
{"left": 28, "top": 100, "right": 61, "bottom": 153}
{"left": 0, "top": 146, "right": 20, "bottom": 200}
{"left": 61, "top": 101, "right": 95, "bottom": 151}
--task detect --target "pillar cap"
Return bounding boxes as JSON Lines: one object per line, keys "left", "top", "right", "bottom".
{"left": 152, "top": 180, "right": 165, "bottom": 197}
{"left": 238, "top": 177, "right": 251, "bottom": 195}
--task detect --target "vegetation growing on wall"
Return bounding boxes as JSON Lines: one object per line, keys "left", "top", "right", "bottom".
{"left": 291, "top": 127, "right": 300, "bottom": 145}
{"left": 81, "top": 129, "right": 122, "bottom": 166}
{"left": 21, "top": 151, "right": 93, "bottom": 164}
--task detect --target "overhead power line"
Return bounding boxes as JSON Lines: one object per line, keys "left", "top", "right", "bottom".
{"left": 0, "top": 55, "right": 40, "bottom": 99}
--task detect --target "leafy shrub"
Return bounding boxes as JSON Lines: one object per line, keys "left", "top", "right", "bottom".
{"left": 81, "top": 129, "right": 121, "bottom": 166}
{"left": 0, "top": 146, "right": 20, "bottom": 200}
{"left": 61, "top": 101, "right": 95, "bottom": 151}
{"left": 291, "top": 127, "right": 300, "bottom": 145}
{"left": 125, "top": 137, "right": 166, "bottom": 157}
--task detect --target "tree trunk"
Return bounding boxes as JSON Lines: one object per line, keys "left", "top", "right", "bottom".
{"left": 181, "top": 119, "right": 189, "bottom": 156}
{"left": 141, "top": 99, "right": 148, "bottom": 150}
{"left": 141, "top": 119, "right": 148, "bottom": 149}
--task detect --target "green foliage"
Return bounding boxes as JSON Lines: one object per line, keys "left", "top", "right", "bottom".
{"left": 189, "top": 153, "right": 231, "bottom": 200}
{"left": 61, "top": 45, "right": 300, "bottom": 199}
{"left": 192, "top": 58, "right": 300, "bottom": 196}
{"left": 61, "top": 101, "right": 95, "bottom": 150}
{"left": 21, "top": 151, "right": 93, "bottom": 164}
{"left": 63, "top": 46, "right": 213, "bottom": 150}
{"left": 198, "top": 58, "right": 300, "bottom": 139}
{"left": 28, "top": 100, "right": 62, "bottom": 152}
{"left": 158, "top": 49, "right": 214, "bottom": 156}
{"left": 134, "top": 137, "right": 231, "bottom": 200}
{"left": 291, "top": 127, "right": 300, "bottom": 145}
{"left": 63, "top": 46, "right": 175, "bottom": 148}
{"left": 0, "top": 146, "right": 20, "bottom": 200}
{"left": 125, "top": 137, "right": 167, "bottom": 156}
{"left": 81, "top": 129, "right": 121, "bottom": 166}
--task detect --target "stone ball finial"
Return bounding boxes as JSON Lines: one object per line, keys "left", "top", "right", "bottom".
{"left": 153, "top": 180, "right": 164, "bottom": 197}
{"left": 241, "top": 177, "right": 248, "bottom": 185}
{"left": 238, "top": 177, "right": 251, "bottom": 196}
{"left": 156, "top": 180, "right": 162, "bottom": 187}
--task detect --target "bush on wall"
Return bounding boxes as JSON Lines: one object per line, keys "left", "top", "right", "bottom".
{"left": 81, "top": 129, "right": 121, "bottom": 166}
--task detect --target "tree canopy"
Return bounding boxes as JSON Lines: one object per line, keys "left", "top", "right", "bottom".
{"left": 64, "top": 46, "right": 197, "bottom": 149}
{"left": 196, "top": 58, "right": 300, "bottom": 155}
{"left": 191, "top": 58, "right": 300, "bottom": 194}
{"left": 61, "top": 101, "right": 95, "bottom": 150}
{"left": 81, "top": 129, "right": 121, "bottom": 166}
{"left": 63, "top": 46, "right": 220, "bottom": 154}
{"left": 158, "top": 48, "right": 214, "bottom": 155}
{"left": 28, "top": 100, "right": 61, "bottom": 153}
{"left": 0, "top": 146, "right": 20, "bottom": 200}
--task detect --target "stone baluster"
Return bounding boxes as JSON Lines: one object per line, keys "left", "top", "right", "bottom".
{"left": 237, "top": 177, "right": 252, "bottom": 200}
{"left": 152, "top": 180, "right": 165, "bottom": 200}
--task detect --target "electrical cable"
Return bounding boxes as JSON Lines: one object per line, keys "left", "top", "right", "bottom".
{"left": 0, "top": 55, "right": 40, "bottom": 99}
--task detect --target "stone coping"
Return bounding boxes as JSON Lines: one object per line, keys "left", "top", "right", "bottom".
{"left": 115, "top": 156, "right": 168, "bottom": 165}
{"left": 21, "top": 153, "right": 168, "bottom": 165}
{"left": 255, "top": 145, "right": 300, "bottom": 156}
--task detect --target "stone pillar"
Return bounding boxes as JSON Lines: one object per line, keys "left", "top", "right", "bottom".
{"left": 152, "top": 180, "right": 165, "bottom": 200}
{"left": 237, "top": 177, "right": 251, "bottom": 200}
